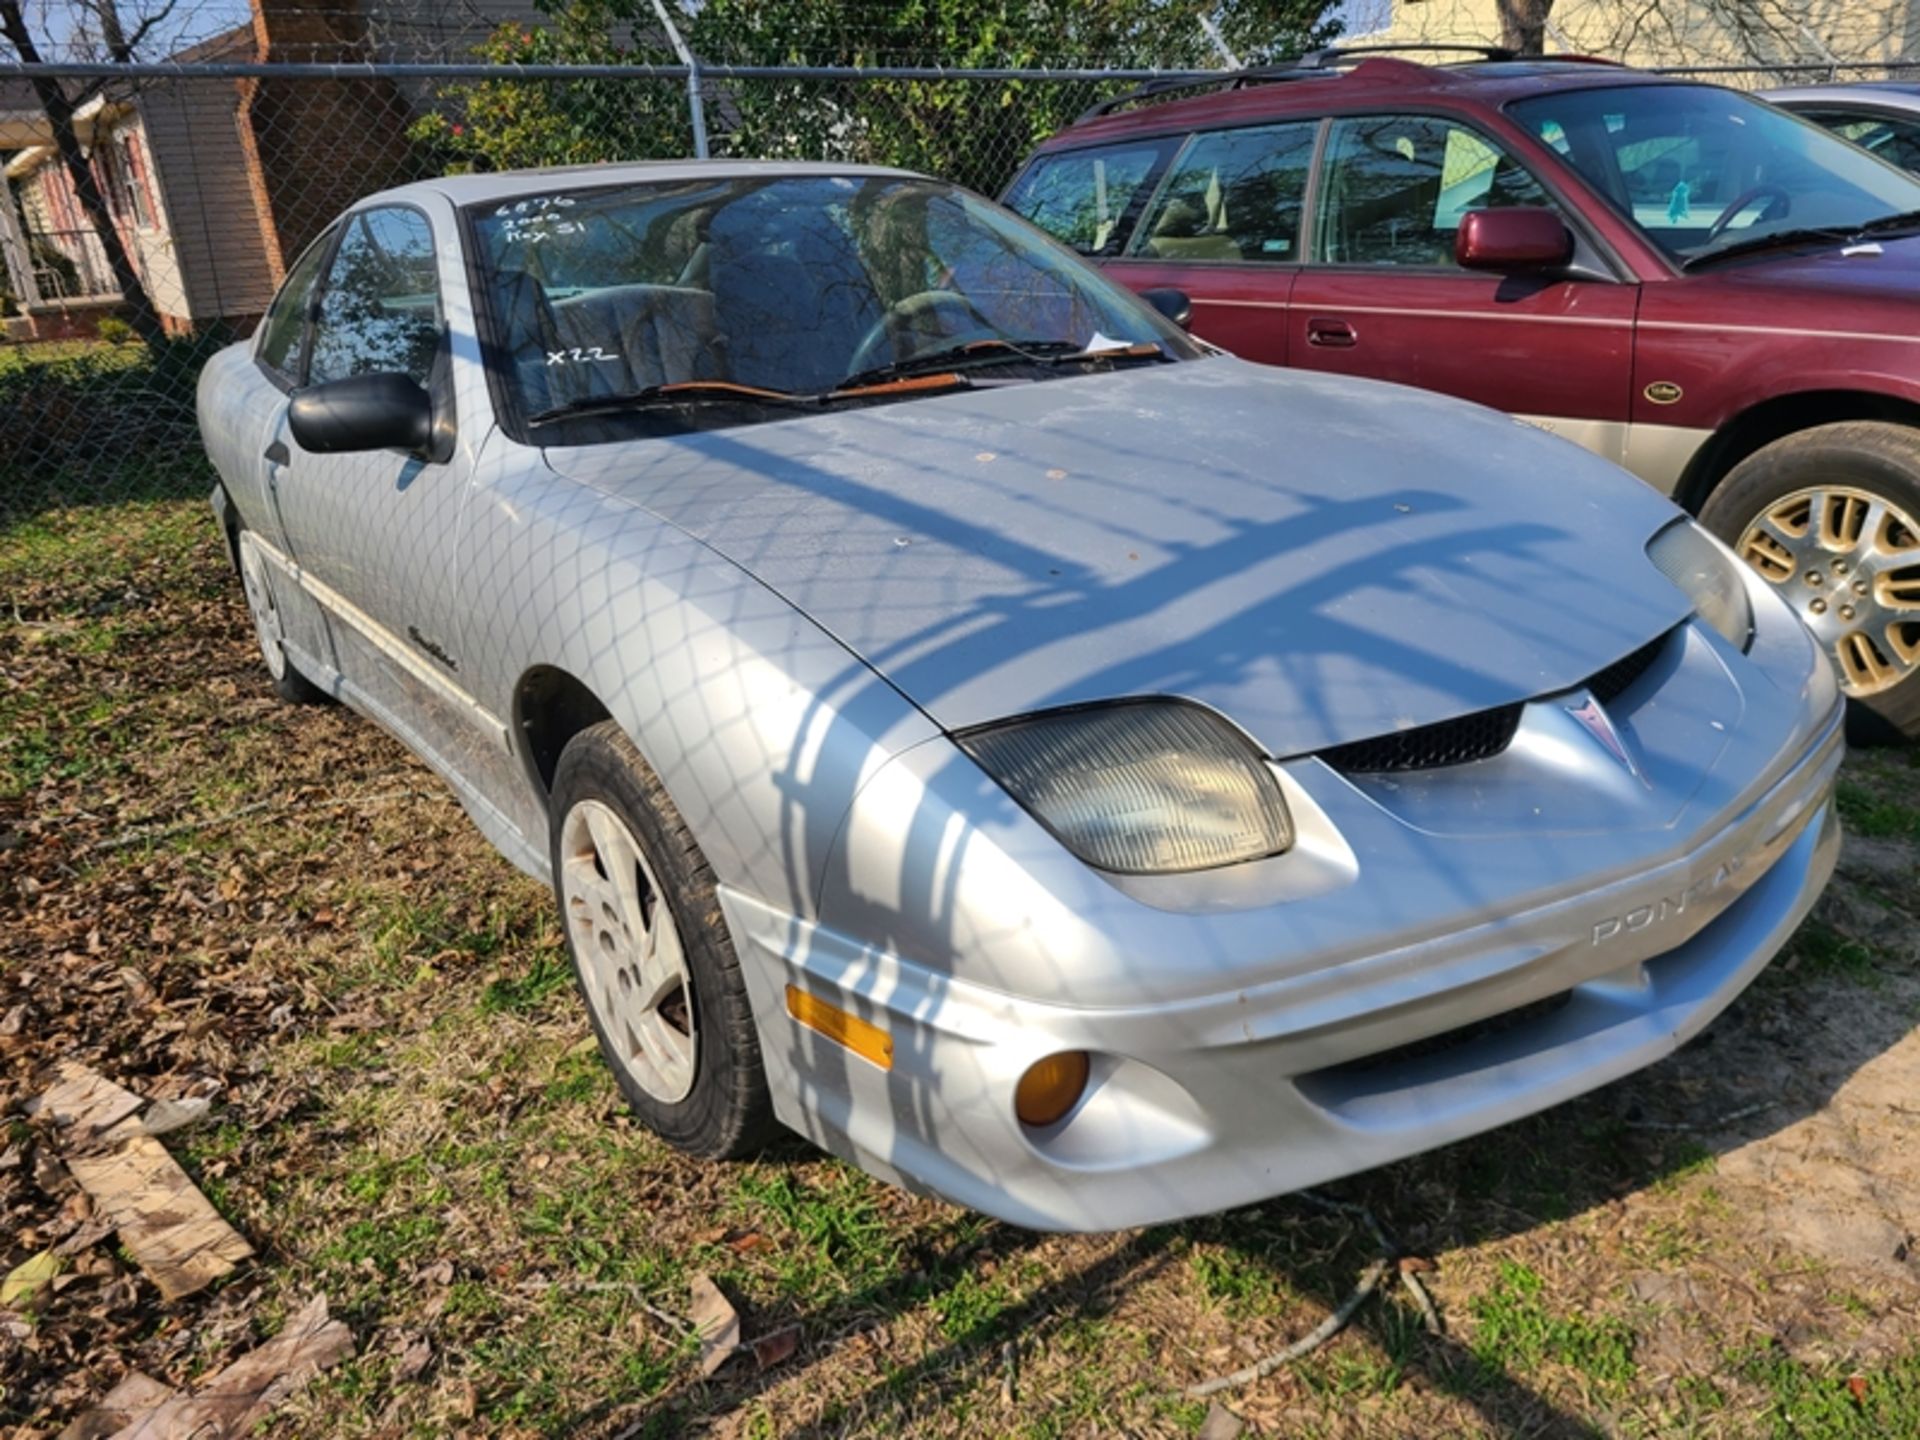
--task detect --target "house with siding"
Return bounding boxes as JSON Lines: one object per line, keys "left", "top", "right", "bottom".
{"left": 0, "top": 0, "right": 537, "bottom": 342}
{"left": 1355, "top": 0, "right": 1920, "bottom": 71}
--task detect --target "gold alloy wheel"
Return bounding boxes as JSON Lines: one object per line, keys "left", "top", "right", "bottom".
{"left": 1737, "top": 485, "right": 1920, "bottom": 696}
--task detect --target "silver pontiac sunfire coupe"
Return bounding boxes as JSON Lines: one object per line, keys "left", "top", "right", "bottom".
{"left": 197, "top": 161, "right": 1843, "bottom": 1232}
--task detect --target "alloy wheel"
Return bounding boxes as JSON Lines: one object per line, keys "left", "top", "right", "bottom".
{"left": 1736, "top": 485, "right": 1920, "bottom": 695}
{"left": 237, "top": 532, "right": 289, "bottom": 681}
{"left": 558, "top": 798, "right": 698, "bottom": 1103}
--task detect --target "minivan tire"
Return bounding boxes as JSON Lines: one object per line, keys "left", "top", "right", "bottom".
{"left": 1699, "top": 421, "right": 1920, "bottom": 743}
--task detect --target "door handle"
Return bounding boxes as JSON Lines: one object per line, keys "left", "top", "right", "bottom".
{"left": 264, "top": 439, "right": 290, "bottom": 467}
{"left": 1306, "top": 317, "right": 1357, "bottom": 349}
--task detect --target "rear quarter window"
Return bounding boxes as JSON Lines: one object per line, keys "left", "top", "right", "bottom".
{"left": 1003, "top": 140, "right": 1177, "bottom": 256}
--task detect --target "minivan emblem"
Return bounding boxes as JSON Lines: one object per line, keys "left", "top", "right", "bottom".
{"left": 1644, "top": 381, "right": 1683, "bottom": 405}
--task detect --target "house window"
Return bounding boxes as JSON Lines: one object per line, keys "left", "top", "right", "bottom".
{"left": 118, "top": 133, "right": 156, "bottom": 229}
{"left": 98, "top": 132, "right": 154, "bottom": 229}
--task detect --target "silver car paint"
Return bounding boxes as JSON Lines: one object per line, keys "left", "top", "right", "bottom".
{"left": 541, "top": 359, "right": 1695, "bottom": 759}
{"left": 197, "top": 162, "right": 1842, "bottom": 1231}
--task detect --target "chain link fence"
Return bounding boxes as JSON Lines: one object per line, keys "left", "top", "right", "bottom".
{"left": 0, "top": 57, "right": 1187, "bottom": 524}
{"left": 3, "top": 48, "right": 1918, "bottom": 528}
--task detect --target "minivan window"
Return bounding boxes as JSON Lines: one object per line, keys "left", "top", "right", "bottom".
{"left": 1002, "top": 141, "right": 1175, "bottom": 255}
{"left": 1509, "top": 84, "right": 1920, "bottom": 263}
{"left": 308, "top": 206, "right": 443, "bottom": 388}
{"left": 1131, "top": 121, "right": 1318, "bottom": 262}
{"left": 1316, "top": 115, "right": 1557, "bottom": 267}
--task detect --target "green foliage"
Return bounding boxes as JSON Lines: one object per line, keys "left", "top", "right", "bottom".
{"left": 417, "top": 0, "right": 1342, "bottom": 194}
{"left": 407, "top": 1, "right": 693, "bottom": 173}
{"left": 93, "top": 315, "right": 136, "bottom": 345}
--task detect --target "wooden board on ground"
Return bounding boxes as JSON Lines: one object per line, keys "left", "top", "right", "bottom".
{"left": 32, "top": 1061, "right": 254, "bottom": 1300}
{"left": 57, "top": 1297, "right": 352, "bottom": 1440}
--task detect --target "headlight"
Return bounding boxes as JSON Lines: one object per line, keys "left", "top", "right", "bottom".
{"left": 957, "top": 701, "right": 1293, "bottom": 874}
{"left": 1648, "top": 520, "right": 1754, "bottom": 651}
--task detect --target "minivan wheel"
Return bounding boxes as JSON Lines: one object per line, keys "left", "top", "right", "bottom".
{"left": 235, "top": 529, "right": 330, "bottom": 705}
{"left": 1700, "top": 421, "right": 1920, "bottom": 740}
{"left": 548, "top": 720, "right": 777, "bottom": 1159}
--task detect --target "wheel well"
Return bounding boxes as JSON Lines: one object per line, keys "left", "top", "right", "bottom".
{"left": 515, "top": 666, "right": 612, "bottom": 805}
{"left": 1677, "top": 390, "right": 1920, "bottom": 514}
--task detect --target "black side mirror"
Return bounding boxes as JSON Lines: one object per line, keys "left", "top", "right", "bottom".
{"left": 1139, "top": 287, "right": 1193, "bottom": 330}
{"left": 288, "top": 372, "right": 434, "bottom": 456}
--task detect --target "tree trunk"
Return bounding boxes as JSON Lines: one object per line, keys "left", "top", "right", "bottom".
{"left": 1495, "top": 0, "right": 1555, "bottom": 56}
{"left": 0, "top": 0, "right": 169, "bottom": 352}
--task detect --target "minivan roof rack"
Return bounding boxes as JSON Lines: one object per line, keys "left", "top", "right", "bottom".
{"left": 1076, "top": 62, "right": 1331, "bottom": 121}
{"left": 1074, "top": 41, "right": 1626, "bottom": 122}
{"left": 1296, "top": 42, "right": 1520, "bottom": 66}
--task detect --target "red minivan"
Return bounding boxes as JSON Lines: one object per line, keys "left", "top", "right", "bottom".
{"left": 1003, "top": 47, "right": 1920, "bottom": 737}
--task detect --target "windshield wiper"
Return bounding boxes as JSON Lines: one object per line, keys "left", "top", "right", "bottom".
{"left": 1682, "top": 225, "right": 1856, "bottom": 270}
{"left": 1853, "top": 207, "right": 1920, "bottom": 238}
{"left": 838, "top": 338, "right": 1167, "bottom": 391}
{"left": 528, "top": 380, "right": 824, "bottom": 427}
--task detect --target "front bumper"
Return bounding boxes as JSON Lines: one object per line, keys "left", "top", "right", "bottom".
{"left": 725, "top": 685, "right": 1842, "bottom": 1232}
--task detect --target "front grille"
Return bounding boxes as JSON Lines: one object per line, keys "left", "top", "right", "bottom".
{"left": 1308, "top": 991, "right": 1574, "bottom": 1080}
{"left": 1321, "top": 703, "right": 1523, "bottom": 774}
{"left": 1587, "top": 628, "right": 1675, "bottom": 705}
{"left": 1318, "top": 627, "right": 1680, "bottom": 776}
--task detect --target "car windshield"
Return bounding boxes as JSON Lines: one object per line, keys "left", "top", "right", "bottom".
{"left": 467, "top": 172, "right": 1198, "bottom": 436}
{"left": 1508, "top": 83, "right": 1920, "bottom": 265}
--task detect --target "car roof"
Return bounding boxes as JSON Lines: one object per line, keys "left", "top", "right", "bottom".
{"left": 1034, "top": 54, "right": 1694, "bottom": 153}
{"left": 350, "top": 160, "right": 924, "bottom": 212}
{"left": 1764, "top": 81, "right": 1920, "bottom": 109}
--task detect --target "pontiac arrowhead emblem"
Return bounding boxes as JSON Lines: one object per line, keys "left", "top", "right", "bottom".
{"left": 1566, "top": 695, "right": 1647, "bottom": 785}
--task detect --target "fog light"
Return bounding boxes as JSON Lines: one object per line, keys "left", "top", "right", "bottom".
{"left": 1015, "top": 1051, "right": 1090, "bottom": 1128}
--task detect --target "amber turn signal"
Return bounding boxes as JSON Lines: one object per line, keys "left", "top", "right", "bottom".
{"left": 1015, "top": 1051, "right": 1090, "bottom": 1128}
{"left": 786, "top": 985, "right": 893, "bottom": 1070}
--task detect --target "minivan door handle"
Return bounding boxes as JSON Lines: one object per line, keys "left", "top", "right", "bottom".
{"left": 1306, "top": 317, "right": 1357, "bottom": 349}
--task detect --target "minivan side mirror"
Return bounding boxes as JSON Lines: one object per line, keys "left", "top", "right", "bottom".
{"left": 288, "top": 372, "right": 434, "bottom": 456}
{"left": 1138, "top": 286, "right": 1194, "bottom": 329}
{"left": 1455, "top": 209, "right": 1574, "bottom": 273}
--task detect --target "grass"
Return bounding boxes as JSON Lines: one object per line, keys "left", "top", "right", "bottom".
{"left": 1467, "top": 1262, "right": 1637, "bottom": 1390}
{"left": 4, "top": 497, "right": 1919, "bottom": 1438}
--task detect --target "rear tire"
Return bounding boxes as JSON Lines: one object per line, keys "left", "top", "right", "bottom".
{"left": 235, "top": 528, "right": 330, "bottom": 705}
{"left": 1698, "top": 422, "right": 1920, "bottom": 742}
{"left": 549, "top": 720, "right": 777, "bottom": 1160}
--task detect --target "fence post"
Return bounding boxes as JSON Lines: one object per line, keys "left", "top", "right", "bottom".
{"left": 646, "top": 0, "right": 709, "bottom": 160}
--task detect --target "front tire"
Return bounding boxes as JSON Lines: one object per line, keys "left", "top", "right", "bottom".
{"left": 235, "top": 528, "right": 330, "bottom": 705}
{"left": 1699, "top": 422, "right": 1920, "bottom": 740}
{"left": 549, "top": 721, "right": 776, "bottom": 1159}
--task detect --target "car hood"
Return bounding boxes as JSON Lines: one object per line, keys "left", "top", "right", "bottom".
{"left": 544, "top": 358, "right": 1692, "bottom": 758}
{"left": 1693, "top": 230, "right": 1920, "bottom": 312}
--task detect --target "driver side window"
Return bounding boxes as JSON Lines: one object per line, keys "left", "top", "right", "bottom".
{"left": 255, "top": 226, "right": 335, "bottom": 382}
{"left": 1315, "top": 115, "right": 1559, "bottom": 267}
{"left": 308, "top": 206, "right": 443, "bottom": 388}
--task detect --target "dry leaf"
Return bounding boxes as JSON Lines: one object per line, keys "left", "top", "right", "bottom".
{"left": 1848, "top": 1373, "right": 1869, "bottom": 1402}
{"left": 395, "top": 1335, "right": 432, "bottom": 1382}
{"left": 750, "top": 1325, "right": 799, "bottom": 1371}
{"left": 689, "top": 1273, "right": 741, "bottom": 1377}
{"left": 1, "top": 1250, "right": 62, "bottom": 1307}
{"left": 1197, "top": 1400, "right": 1246, "bottom": 1440}
{"left": 130, "top": 1097, "right": 212, "bottom": 1139}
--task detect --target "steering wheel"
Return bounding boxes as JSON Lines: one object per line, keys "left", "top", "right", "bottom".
{"left": 1703, "top": 184, "right": 1793, "bottom": 244}
{"left": 846, "top": 290, "right": 995, "bottom": 378}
